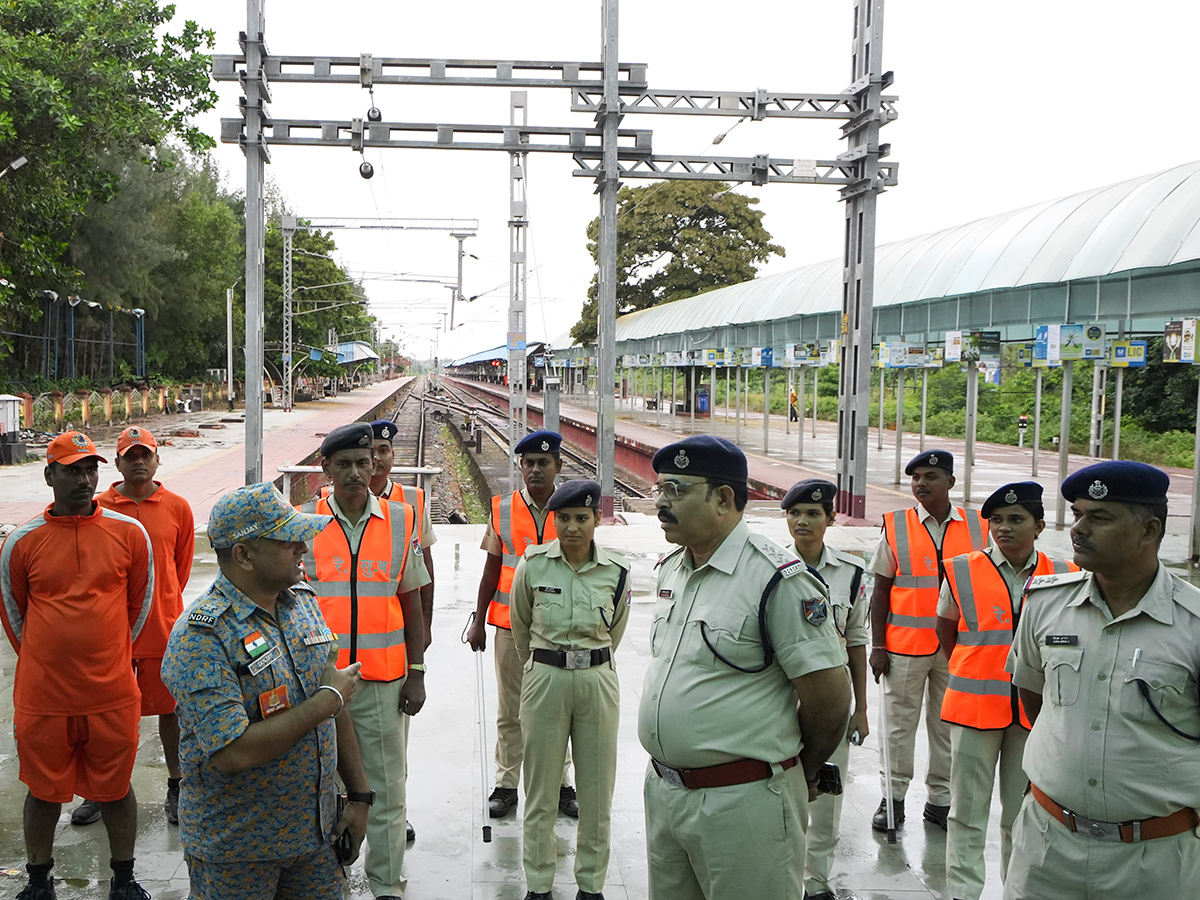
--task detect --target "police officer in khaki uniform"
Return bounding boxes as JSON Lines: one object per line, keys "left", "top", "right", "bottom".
{"left": 781, "top": 480, "right": 869, "bottom": 900}
{"left": 510, "top": 480, "right": 631, "bottom": 900}
{"left": 639, "top": 436, "right": 849, "bottom": 900}
{"left": 1005, "top": 462, "right": 1200, "bottom": 899}
{"left": 935, "top": 482, "right": 1076, "bottom": 900}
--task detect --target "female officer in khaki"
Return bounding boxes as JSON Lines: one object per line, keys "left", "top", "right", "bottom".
{"left": 509, "top": 480, "right": 631, "bottom": 900}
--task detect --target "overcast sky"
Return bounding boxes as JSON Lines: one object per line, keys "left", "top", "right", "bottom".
{"left": 169, "top": 0, "right": 1200, "bottom": 362}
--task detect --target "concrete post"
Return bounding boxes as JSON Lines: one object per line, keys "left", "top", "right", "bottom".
{"left": 543, "top": 377, "right": 561, "bottom": 434}
{"left": 1056, "top": 360, "right": 1074, "bottom": 528}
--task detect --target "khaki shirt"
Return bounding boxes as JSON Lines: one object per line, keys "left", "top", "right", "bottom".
{"left": 325, "top": 493, "right": 430, "bottom": 594}
{"left": 937, "top": 544, "right": 1037, "bottom": 621}
{"left": 804, "top": 544, "right": 869, "bottom": 650}
{"left": 509, "top": 539, "right": 631, "bottom": 665}
{"left": 1007, "top": 564, "right": 1200, "bottom": 820}
{"left": 638, "top": 519, "right": 846, "bottom": 769}
{"left": 480, "top": 487, "right": 553, "bottom": 556}
{"left": 870, "top": 503, "right": 975, "bottom": 579}
{"left": 378, "top": 481, "right": 437, "bottom": 548}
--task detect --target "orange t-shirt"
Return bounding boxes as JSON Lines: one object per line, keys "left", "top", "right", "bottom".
{"left": 0, "top": 503, "right": 154, "bottom": 714}
{"left": 97, "top": 482, "right": 194, "bottom": 658}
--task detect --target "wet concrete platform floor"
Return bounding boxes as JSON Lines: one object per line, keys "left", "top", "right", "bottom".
{"left": 0, "top": 516, "right": 1016, "bottom": 899}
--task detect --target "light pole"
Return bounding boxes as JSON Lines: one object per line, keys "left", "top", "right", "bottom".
{"left": 449, "top": 232, "right": 475, "bottom": 331}
{"left": 0, "top": 156, "right": 27, "bottom": 178}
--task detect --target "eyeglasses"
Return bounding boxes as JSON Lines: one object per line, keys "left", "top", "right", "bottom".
{"left": 650, "top": 480, "right": 714, "bottom": 501}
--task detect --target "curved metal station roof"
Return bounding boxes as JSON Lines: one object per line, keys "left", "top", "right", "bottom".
{"left": 607, "top": 160, "right": 1200, "bottom": 343}
{"left": 445, "top": 340, "right": 547, "bottom": 369}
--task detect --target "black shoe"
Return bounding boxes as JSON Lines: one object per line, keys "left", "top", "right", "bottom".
{"left": 923, "top": 802, "right": 949, "bottom": 830}
{"left": 406, "top": 819, "right": 415, "bottom": 842}
{"left": 576, "top": 892, "right": 605, "bottom": 900}
{"left": 803, "top": 892, "right": 835, "bottom": 900}
{"left": 16, "top": 882, "right": 57, "bottom": 900}
{"left": 871, "top": 797, "right": 905, "bottom": 832}
{"left": 523, "top": 893, "right": 552, "bottom": 900}
{"left": 558, "top": 785, "right": 579, "bottom": 818}
{"left": 70, "top": 799, "right": 101, "bottom": 826}
{"left": 165, "top": 778, "right": 180, "bottom": 825}
{"left": 488, "top": 786, "right": 518, "bottom": 818}
{"left": 108, "top": 880, "right": 151, "bottom": 900}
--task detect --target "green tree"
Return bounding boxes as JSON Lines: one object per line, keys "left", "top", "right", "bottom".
{"left": 0, "top": 0, "right": 217, "bottom": 327}
{"left": 570, "top": 181, "right": 784, "bottom": 345}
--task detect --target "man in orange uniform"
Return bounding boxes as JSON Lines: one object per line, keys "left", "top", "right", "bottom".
{"left": 867, "top": 449, "right": 987, "bottom": 832}
{"left": 368, "top": 420, "right": 435, "bottom": 647}
{"left": 465, "top": 430, "right": 577, "bottom": 820}
{"left": 935, "top": 482, "right": 1077, "bottom": 900}
{"left": 300, "top": 422, "right": 429, "bottom": 900}
{"left": 70, "top": 427, "right": 193, "bottom": 829}
{"left": 0, "top": 431, "right": 154, "bottom": 900}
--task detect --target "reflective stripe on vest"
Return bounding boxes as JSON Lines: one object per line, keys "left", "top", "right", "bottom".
{"left": 487, "top": 491, "right": 555, "bottom": 629}
{"left": 941, "top": 551, "right": 1077, "bottom": 730}
{"left": 884, "top": 507, "right": 988, "bottom": 656}
{"left": 300, "top": 495, "right": 414, "bottom": 681}
{"left": 384, "top": 482, "right": 426, "bottom": 530}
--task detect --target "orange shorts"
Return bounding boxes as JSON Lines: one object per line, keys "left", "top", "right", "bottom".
{"left": 14, "top": 703, "right": 140, "bottom": 803}
{"left": 133, "top": 656, "right": 177, "bottom": 716}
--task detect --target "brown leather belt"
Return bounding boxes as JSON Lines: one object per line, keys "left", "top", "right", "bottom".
{"left": 651, "top": 755, "right": 799, "bottom": 790}
{"left": 1031, "top": 784, "right": 1200, "bottom": 843}
{"left": 532, "top": 647, "right": 611, "bottom": 670}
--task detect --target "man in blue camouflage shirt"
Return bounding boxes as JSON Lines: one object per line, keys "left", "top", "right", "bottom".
{"left": 163, "top": 483, "right": 371, "bottom": 899}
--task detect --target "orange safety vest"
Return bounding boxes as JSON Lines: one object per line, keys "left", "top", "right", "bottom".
{"left": 488, "top": 491, "right": 555, "bottom": 629}
{"left": 883, "top": 506, "right": 987, "bottom": 656}
{"left": 941, "top": 550, "right": 1078, "bottom": 729}
{"left": 300, "top": 496, "right": 415, "bottom": 681}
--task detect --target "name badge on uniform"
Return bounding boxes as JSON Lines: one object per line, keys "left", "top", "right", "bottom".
{"left": 537, "top": 586, "right": 563, "bottom": 594}
{"left": 258, "top": 685, "right": 291, "bottom": 718}
{"left": 248, "top": 645, "right": 283, "bottom": 676}
{"left": 658, "top": 589, "right": 673, "bottom": 599}
{"left": 1045, "top": 635, "right": 1079, "bottom": 646}
{"left": 303, "top": 627, "right": 333, "bottom": 646}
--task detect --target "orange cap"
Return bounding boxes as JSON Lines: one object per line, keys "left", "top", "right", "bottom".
{"left": 116, "top": 426, "right": 158, "bottom": 456}
{"left": 46, "top": 431, "right": 108, "bottom": 466}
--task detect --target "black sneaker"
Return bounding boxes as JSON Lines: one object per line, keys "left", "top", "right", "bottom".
{"left": 108, "top": 880, "right": 151, "bottom": 900}
{"left": 871, "top": 797, "right": 905, "bottom": 832}
{"left": 923, "top": 802, "right": 949, "bottom": 830}
{"left": 522, "top": 893, "right": 552, "bottom": 900}
{"left": 16, "top": 882, "right": 57, "bottom": 900}
{"left": 70, "top": 799, "right": 102, "bottom": 826}
{"left": 488, "top": 787, "right": 518, "bottom": 818}
{"left": 803, "top": 892, "right": 835, "bottom": 900}
{"left": 558, "top": 785, "right": 579, "bottom": 818}
{"left": 165, "top": 779, "right": 180, "bottom": 825}
{"left": 576, "top": 892, "right": 605, "bottom": 900}
{"left": 406, "top": 819, "right": 415, "bottom": 842}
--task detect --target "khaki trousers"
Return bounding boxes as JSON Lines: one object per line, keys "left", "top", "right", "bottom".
{"left": 348, "top": 678, "right": 409, "bottom": 898}
{"left": 946, "top": 723, "right": 1028, "bottom": 900}
{"left": 520, "top": 659, "right": 619, "bottom": 893}
{"left": 494, "top": 627, "right": 570, "bottom": 789}
{"left": 644, "top": 761, "right": 809, "bottom": 900}
{"left": 804, "top": 729, "right": 850, "bottom": 894}
{"left": 879, "top": 651, "right": 952, "bottom": 804}
{"left": 1003, "top": 793, "right": 1200, "bottom": 900}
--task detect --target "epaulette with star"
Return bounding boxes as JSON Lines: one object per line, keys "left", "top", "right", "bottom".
{"left": 1026, "top": 570, "right": 1087, "bottom": 591}
{"left": 746, "top": 533, "right": 807, "bottom": 578}
{"left": 654, "top": 546, "right": 686, "bottom": 569}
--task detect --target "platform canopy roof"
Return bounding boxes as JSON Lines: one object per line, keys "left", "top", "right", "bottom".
{"left": 609, "top": 160, "right": 1200, "bottom": 342}
{"left": 445, "top": 341, "right": 546, "bottom": 368}
{"left": 334, "top": 341, "right": 380, "bottom": 365}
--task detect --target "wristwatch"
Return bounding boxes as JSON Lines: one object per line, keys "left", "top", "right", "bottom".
{"left": 408, "top": 663, "right": 427, "bottom": 673}
{"left": 346, "top": 790, "right": 376, "bottom": 806}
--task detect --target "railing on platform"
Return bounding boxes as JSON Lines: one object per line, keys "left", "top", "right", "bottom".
{"left": 279, "top": 465, "right": 442, "bottom": 507}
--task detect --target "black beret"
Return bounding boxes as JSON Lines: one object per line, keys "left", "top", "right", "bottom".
{"left": 652, "top": 435, "right": 747, "bottom": 484}
{"left": 781, "top": 479, "right": 837, "bottom": 510}
{"left": 546, "top": 479, "right": 601, "bottom": 512}
{"left": 370, "top": 419, "right": 396, "bottom": 442}
{"left": 982, "top": 481, "right": 1044, "bottom": 518}
{"left": 1062, "top": 461, "right": 1169, "bottom": 505}
{"left": 905, "top": 449, "right": 954, "bottom": 475}
{"left": 514, "top": 430, "right": 562, "bottom": 456}
{"left": 320, "top": 422, "right": 374, "bottom": 457}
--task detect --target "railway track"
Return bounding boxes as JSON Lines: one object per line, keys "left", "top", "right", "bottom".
{"left": 377, "top": 375, "right": 451, "bottom": 522}
{"left": 429, "top": 378, "right": 649, "bottom": 511}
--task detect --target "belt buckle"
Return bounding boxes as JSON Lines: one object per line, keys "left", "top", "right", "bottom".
{"left": 565, "top": 649, "right": 591, "bottom": 670}
{"left": 1080, "top": 817, "right": 1121, "bottom": 841}
{"left": 655, "top": 762, "right": 686, "bottom": 788}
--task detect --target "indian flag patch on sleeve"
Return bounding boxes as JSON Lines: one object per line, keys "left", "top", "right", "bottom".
{"left": 243, "top": 630, "right": 269, "bottom": 658}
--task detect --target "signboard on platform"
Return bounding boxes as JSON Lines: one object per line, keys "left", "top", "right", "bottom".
{"left": 1164, "top": 319, "right": 1198, "bottom": 363}
{"left": 1049, "top": 324, "right": 1084, "bottom": 361}
{"left": 924, "top": 347, "right": 944, "bottom": 368}
{"left": 945, "top": 331, "right": 963, "bottom": 362}
{"left": 727, "top": 347, "right": 744, "bottom": 367}
{"left": 507, "top": 332, "right": 526, "bottom": 352}
{"left": 961, "top": 331, "right": 1001, "bottom": 364}
{"left": 1082, "top": 324, "right": 1106, "bottom": 360}
{"left": 879, "top": 342, "right": 925, "bottom": 368}
{"left": 1109, "top": 340, "right": 1147, "bottom": 368}
{"left": 705, "top": 348, "right": 725, "bottom": 366}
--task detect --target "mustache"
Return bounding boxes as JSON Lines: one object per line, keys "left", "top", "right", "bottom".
{"left": 658, "top": 511, "right": 678, "bottom": 524}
